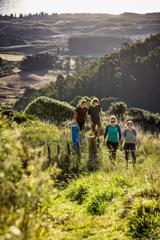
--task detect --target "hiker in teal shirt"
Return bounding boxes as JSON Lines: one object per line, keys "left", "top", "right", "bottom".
{"left": 104, "top": 116, "right": 121, "bottom": 165}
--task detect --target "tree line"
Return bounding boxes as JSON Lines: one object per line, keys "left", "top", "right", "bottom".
{"left": 0, "top": 12, "right": 58, "bottom": 20}
{"left": 0, "top": 58, "right": 13, "bottom": 77}
{"left": 60, "top": 34, "right": 160, "bottom": 112}
{"left": 14, "top": 34, "right": 160, "bottom": 113}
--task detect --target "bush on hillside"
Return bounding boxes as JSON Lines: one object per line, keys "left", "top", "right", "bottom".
{"left": 100, "top": 97, "right": 118, "bottom": 111}
{"left": 86, "top": 189, "right": 119, "bottom": 215}
{"left": 20, "top": 52, "right": 57, "bottom": 71}
{"left": 128, "top": 108, "right": 160, "bottom": 133}
{"left": 0, "top": 128, "right": 55, "bottom": 239}
{"left": 0, "top": 104, "right": 14, "bottom": 119}
{"left": 108, "top": 101, "right": 128, "bottom": 120}
{"left": 69, "top": 95, "right": 91, "bottom": 107}
{"left": 13, "top": 113, "right": 36, "bottom": 124}
{"left": 69, "top": 96, "right": 83, "bottom": 107}
{"left": 128, "top": 200, "right": 160, "bottom": 239}
{"left": 24, "top": 96, "right": 74, "bottom": 123}
{"left": 20, "top": 121, "right": 59, "bottom": 148}
{"left": 66, "top": 183, "right": 88, "bottom": 204}
{"left": 0, "top": 57, "right": 13, "bottom": 77}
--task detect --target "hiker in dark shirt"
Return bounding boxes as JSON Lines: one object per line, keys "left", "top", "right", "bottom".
{"left": 88, "top": 98, "right": 102, "bottom": 142}
{"left": 73, "top": 99, "right": 88, "bottom": 130}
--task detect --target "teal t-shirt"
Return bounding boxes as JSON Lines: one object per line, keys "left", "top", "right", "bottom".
{"left": 104, "top": 124, "right": 121, "bottom": 143}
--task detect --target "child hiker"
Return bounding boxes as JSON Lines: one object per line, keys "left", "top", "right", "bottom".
{"left": 122, "top": 120, "right": 138, "bottom": 168}
{"left": 104, "top": 116, "right": 122, "bottom": 165}
{"left": 88, "top": 97, "right": 102, "bottom": 143}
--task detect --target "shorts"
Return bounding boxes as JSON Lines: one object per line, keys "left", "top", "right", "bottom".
{"left": 91, "top": 120, "right": 101, "bottom": 132}
{"left": 77, "top": 121, "right": 85, "bottom": 131}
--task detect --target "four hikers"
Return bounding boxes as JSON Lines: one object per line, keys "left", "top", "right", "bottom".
{"left": 73, "top": 97, "right": 139, "bottom": 167}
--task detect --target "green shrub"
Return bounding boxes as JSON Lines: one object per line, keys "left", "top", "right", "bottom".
{"left": 0, "top": 104, "right": 14, "bottom": 119}
{"left": 128, "top": 200, "right": 160, "bottom": 239}
{"left": 86, "top": 189, "right": 119, "bottom": 215}
{"left": 24, "top": 96, "right": 74, "bottom": 123}
{"left": 127, "top": 108, "right": 160, "bottom": 133}
{"left": 0, "top": 129, "right": 23, "bottom": 208}
{"left": 0, "top": 128, "right": 55, "bottom": 239}
{"left": 138, "top": 187, "right": 160, "bottom": 199}
{"left": 100, "top": 97, "right": 118, "bottom": 111}
{"left": 69, "top": 96, "right": 83, "bottom": 107}
{"left": 86, "top": 192, "right": 108, "bottom": 215}
{"left": 20, "top": 121, "right": 59, "bottom": 147}
{"left": 70, "top": 95, "right": 91, "bottom": 107}
{"left": 12, "top": 113, "right": 36, "bottom": 124}
{"left": 67, "top": 183, "right": 88, "bottom": 204}
{"left": 108, "top": 101, "right": 128, "bottom": 120}
{"left": 20, "top": 52, "right": 57, "bottom": 71}
{"left": 114, "top": 175, "right": 133, "bottom": 189}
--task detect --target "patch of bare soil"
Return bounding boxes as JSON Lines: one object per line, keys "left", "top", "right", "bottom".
{"left": 0, "top": 70, "right": 57, "bottom": 104}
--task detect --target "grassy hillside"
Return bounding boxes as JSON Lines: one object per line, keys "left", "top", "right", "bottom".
{"left": 0, "top": 107, "right": 160, "bottom": 240}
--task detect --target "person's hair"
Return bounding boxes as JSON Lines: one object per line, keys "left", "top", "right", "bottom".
{"left": 91, "top": 97, "right": 99, "bottom": 105}
{"left": 80, "top": 99, "right": 87, "bottom": 106}
{"left": 126, "top": 120, "right": 134, "bottom": 126}
{"left": 110, "top": 115, "right": 117, "bottom": 123}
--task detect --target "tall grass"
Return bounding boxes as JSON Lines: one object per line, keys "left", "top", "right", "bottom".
{"left": 0, "top": 118, "right": 159, "bottom": 239}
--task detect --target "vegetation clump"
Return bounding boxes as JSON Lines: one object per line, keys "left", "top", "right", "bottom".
{"left": 24, "top": 96, "right": 74, "bottom": 123}
{"left": 128, "top": 200, "right": 160, "bottom": 239}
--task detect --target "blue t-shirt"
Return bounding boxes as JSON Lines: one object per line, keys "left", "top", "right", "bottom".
{"left": 104, "top": 124, "right": 121, "bottom": 143}
{"left": 123, "top": 129, "right": 137, "bottom": 144}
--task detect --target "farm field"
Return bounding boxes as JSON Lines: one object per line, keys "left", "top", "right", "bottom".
{"left": 0, "top": 53, "right": 24, "bottom": 62}
{"left": 0, "top": 70, "right": 58, "bottom": 104}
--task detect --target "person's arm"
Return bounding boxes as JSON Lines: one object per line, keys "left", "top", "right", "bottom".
{"left": 104, "top": 126, "right": 108, "bottom": 143}
{"left": 118, "top": 125, "right": 122, "bottom": 142}
{"left": 118, "top": 125, "right": 122, "bottom": 150}
{"left": 99, "top": 105, "right": 102, "bottom": 121}
{"left": 73, "top": 110, "right": 77, "bottom": 122}
{"left": 121, "top": 129, "right": 126, "bottom": 144}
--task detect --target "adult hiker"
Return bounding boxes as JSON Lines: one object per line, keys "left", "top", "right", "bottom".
{"left": 88, "top": 97, "right": 102, "bottom": 143}
{"left": 104, "top": 116, "right": 121, "bottom": 165}
{"left": 122, "top": 120, "right": 138, "bottom": 168}
{"left": 73, "top": 99, "right": 88, "bottom": 131}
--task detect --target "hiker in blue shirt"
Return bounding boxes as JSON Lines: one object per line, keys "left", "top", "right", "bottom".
{"left": 122, "top": 120, "right": 138, "bottom": 168}
{"left": 104, "top": 116, "right": 121, "bottom": 165}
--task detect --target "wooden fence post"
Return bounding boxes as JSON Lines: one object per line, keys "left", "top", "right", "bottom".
{"left": 88, "top": 136, "right": 99, "bottom": 171}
